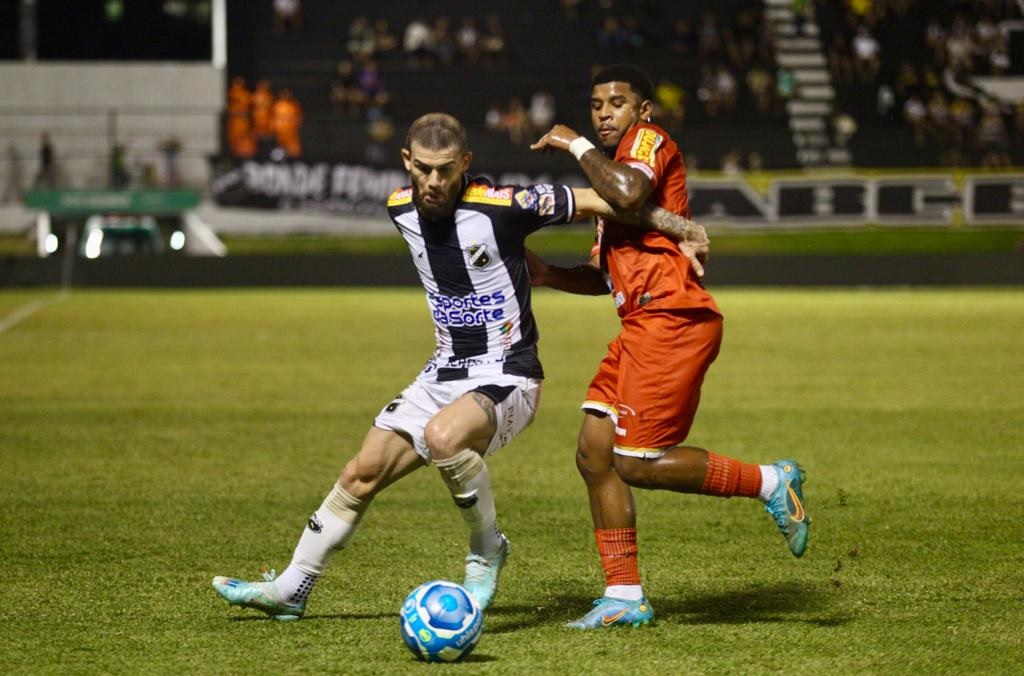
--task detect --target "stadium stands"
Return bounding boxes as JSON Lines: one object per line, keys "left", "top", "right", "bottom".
{"left": 225, "top": 0, "right": 799, "bottom": 172}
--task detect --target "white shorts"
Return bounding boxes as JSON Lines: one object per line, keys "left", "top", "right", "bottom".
{"left": 373, "top": 373, "right": 542, "bottom": 463}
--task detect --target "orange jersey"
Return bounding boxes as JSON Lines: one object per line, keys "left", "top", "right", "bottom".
{"left": 595, "top": 122, "right": 720, "bottom": 318}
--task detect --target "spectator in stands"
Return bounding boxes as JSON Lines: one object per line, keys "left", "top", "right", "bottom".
{"left": 271, "top": 89, "right": 303, "bottom": 158}
{"left": 669, "top": 18, "right": 696, "bottom": 54}
{"left": 273, "top": 0, "right": 302, "bottom": 35}
{"left": 989, "top": 31, "right": 1011, "bottom": 76}
{"left": 976, "top": 104, "right": 1011, "bottom": 167}
{"left": 893, "top": 61, "right": 919, "bottom": 99}
{"left": 226, "top": 76, "right": 256, "bottom": 158}
{"left": 527, "top": 90, "right": 557, "bottom": 137}
{"left": 876, "top": 84, "right": 895, "bottom": 118}
{"left": 251, "top": 80, "right": 276, "bottom": 150}
{"left": 720, "top": 148, "right": 743, "bottom": 175}
{"left": 485, "top": 100, "right": 504, "bottom": 132}
{"left": 480, "top": 14, "right": 508, "bottom": 66}
{"left": 158, "top": 136, "right": 182, "bottom": 186}
{"left": 596, "top": 16, "right": 628, "bottom": 50}
{"left": 746, "top": 63, "right": 775, "bottom": 115}
{"left": 404, "top": 17, "right": 436, "bottom": 69}
{"left": 561, "top": 0, "right": 583, "bottom": 24}
{"left": 654, "top": 77, "right": 686, "bottom": 131}
{"left": 372, "top": 19, "right": 400, "bottom": 61}
{"left": 346, "top": 16, "right": 376, "bottom": 61}
{"left": 433, "top": 16, "right": 457, "bottom": 66}
{"left": 945, "top": 17, "right": 975, "bottom": 76}
{"left": 924, "top": 17, "right": 946, "bottom": 66}
{"left": 110, "top": 142, "right": 130, "bottom": 188}
{"left": 621, "top": 16, "right": 647, "bottom": 50}
{"left": 330, "top": 60, "right": 367, "bottom": 119}
{"left": 357, "top": 60, "right": 390, "bottom": 115}
{"left": 902, "top": 93, "right": 927, "bottom": 147}
{"left": 502, "top": 97, "right": 529, "bottom": 144}
{"left": 697, "top": 13, "right": 721, "bottom": 59}
{"left": 852, "top": 25, "right": 881, "bottom": 82}
{"left": 2, "top": 143, "right": 22, "bottom": 203}
{"left": 456, "top": 17, "right": 480, "bottom": 66}
{"left": 950, "top": 96, "right": 976, "bottom": 149}
{"left": 33, "top": 132, "right": 57, "bottom": 187}
{"left": 776, "top": 65, "right": 797, "bottom": 105}
{"left": 715, "top": 64, "right": 739, "bottom": 115}
{"left": 926, "top": 91, "right": 954, "bottom": 142}
{"left": 826, "top": 33, "right": 855, "bottom": 84}
{"left": 833, "top": 112, "right": 858, "bottom": 147}
{"left": 364, "top": 115, "right": 395, "bottom": 165}
{"left": 697, "top": 66, "right": 723, "bottom": 118}
{"left": 792, "top": 0, "right": 811, "bottom": 37}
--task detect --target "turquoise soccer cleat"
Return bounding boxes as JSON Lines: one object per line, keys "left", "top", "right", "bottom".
{"left": 211, "top": 569, "right": 305, "bottom": 621}
{"left": 764, "top": 459, "right": 810, "bottom": 558}
{"left": 566, "top": 596, "right": 655, "bottom": 629}
{"left": 463, "top": 532, "right": 510, "bottom": 611}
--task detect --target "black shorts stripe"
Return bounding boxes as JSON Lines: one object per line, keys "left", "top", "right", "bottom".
{"left": 472, "top": 384, "right": 517, "bottom": 404}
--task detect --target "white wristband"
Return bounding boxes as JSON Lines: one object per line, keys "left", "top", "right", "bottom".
{"left": 569, "top": 137, "right": 596, "bottom": 161}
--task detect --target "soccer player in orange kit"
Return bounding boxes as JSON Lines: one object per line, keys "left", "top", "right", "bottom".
{"left": 530, "top": 64, "right": 810, "bottom": 629}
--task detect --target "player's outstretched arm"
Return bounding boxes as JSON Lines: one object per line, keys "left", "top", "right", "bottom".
{"left": 525, "top": 248, "right": 607, "bottom": 296}
{"left": 572, "top": 187, "right": 708, "bottom": 278}
{"left": 531, "top": 125, "right": 652, "bottom": 211}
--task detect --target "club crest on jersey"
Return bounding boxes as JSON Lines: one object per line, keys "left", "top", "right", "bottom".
{"left": 466, "top": 244, "right": 492, "bottom": 268}
{"left": 629, "top": 128, "right": 663, "bottom": 167}
{"left": 514, "top": 189, "right": 537, "bottom": 210}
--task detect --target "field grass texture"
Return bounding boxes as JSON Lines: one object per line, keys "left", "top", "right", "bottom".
{"left": 1, "top": 288, "right": 1022, "bottom": 674}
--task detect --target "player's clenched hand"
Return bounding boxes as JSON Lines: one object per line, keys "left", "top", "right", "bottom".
{"left": 529, "top": 125, "right": 580, "bottom": 153}
{"left": 679, "top": 221, "right": 709, "bottom": 278}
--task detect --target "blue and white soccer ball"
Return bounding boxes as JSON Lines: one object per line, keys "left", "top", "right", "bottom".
{"left": 400, "top": 580, "right": 483, "bottom": 662}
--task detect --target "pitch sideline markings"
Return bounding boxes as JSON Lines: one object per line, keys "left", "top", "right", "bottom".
{"left": 0, "top": 291, "right": 69, "bottom": 335}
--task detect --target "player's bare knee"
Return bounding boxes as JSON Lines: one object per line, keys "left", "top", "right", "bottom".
{"left": 339, "top": 458, "right": 385, "bottom": 499}
{"left": 614, "top": 455, "right": 656, "bottom": 488}
{"left": 424, "top": 418, "right": 459, "bottom": 460}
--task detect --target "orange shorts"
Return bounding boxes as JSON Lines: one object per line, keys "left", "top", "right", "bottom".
{"left": 583, "top": 309, "right": 722, "bottom": 457}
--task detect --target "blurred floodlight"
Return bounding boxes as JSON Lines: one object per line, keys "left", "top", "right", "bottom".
{"left": 44, "top": 234, "right": 59, "bottom": 254}
{"left": 170, "top": 230, "right": 186, "bottom": 250}
{"left": 84, "top": 229, "right": 104, "bottom": 259}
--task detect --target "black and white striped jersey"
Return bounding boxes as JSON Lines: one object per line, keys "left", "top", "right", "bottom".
{"left": 386, "top": 176, "right": 576, "bottom": 382}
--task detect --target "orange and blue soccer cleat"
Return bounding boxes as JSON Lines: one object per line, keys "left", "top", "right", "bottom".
{"left": 764, "top": 459, "right": 810, "bottom": 557}
{"left": 211, "top": 569, "right": 305, "bottom": 621}
{"left": 566, "top": 596, "right": 654, "bottom": 629}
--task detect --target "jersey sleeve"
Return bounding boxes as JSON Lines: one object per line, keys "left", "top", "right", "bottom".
{"left": 509, "top": 183, "right": 576, "bottom": 234}
{"left": 615, "top": 125, "right": 670, "bottom": 189}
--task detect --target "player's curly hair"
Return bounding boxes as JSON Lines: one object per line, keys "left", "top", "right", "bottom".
{"left": 592, "top": 64, "right": 654, "bottom": 103}
{"left": 405, "top": 113, "right": 469, "bottom": 153}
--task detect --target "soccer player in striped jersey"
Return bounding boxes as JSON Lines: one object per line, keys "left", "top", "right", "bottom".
{"left": 530, "top": 65, "right": 810, "bottom": 629}
{"left": 211, "top": 112, "right": 710, "bottom": 621}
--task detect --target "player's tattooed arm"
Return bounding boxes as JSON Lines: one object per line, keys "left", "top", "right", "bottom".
{"left": 471, "top": 392, "right": 497, "bottom": 429}
{"left": 525, "top": 248, "right": 607, "bottom": 295}
{"left": 571, "top": 188, "right": 708, "bottom": 277}
{"left": 531, "top": 124, "right": 652, "bottom": 211}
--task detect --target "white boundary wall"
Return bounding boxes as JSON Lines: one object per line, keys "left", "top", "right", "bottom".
{"left": 0, "top": 63, "right": 223, "bottom": 191}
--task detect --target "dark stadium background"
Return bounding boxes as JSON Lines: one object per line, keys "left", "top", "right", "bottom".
{"left": 0, "top": 0, "right": 1022, "bottom": 284}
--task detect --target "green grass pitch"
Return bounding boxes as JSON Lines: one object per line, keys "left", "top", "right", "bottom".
{"left": 1, "top": 287, "right": 1022, "bottom": 674}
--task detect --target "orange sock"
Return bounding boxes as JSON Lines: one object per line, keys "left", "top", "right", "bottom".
{"left": 700, "top": 452, "right": 762, "bottom": 498}
{"left": 595, "top": 528, "right": 641, "bottom": 586}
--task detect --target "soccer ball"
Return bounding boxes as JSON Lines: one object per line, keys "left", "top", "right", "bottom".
{"left": 400, "top": 580, "right": 483, "bottom": 662}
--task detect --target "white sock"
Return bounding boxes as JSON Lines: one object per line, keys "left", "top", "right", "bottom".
{"left": 274, "top": 483, "right": 368, "bottom": 602}
{"left": 435, "top": 450, "right": 503, "bottom": 557}
{"left": 604, "top": 584, "right": 644, "bottom": 601}
{"left": 758, "top": 464, "right": 779, "bottom": 502}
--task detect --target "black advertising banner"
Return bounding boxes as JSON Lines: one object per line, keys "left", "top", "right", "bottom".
{"left": 211, "top": 159, "right": 1024, "bottom": 227}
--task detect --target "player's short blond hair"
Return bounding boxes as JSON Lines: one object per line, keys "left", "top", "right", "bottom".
{"left": 405, "top": 113, "right": 468, "bottom": 154}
